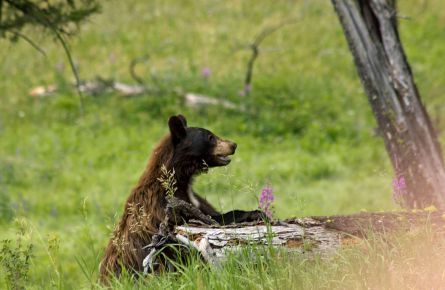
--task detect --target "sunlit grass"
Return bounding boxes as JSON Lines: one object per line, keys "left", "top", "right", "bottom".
{"left": 96, "top": 223, "right": 445, "bottom": 289}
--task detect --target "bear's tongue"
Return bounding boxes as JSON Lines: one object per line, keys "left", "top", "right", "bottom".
{"left": 218, "top": 155, "right": 230, "bottom": 162}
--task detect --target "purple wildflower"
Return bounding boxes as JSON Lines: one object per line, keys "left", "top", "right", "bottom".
{"left": 259, "top": 185, "right": 274, "bottom": 219}
{"left": 50, "top": 206, "right": 59, "bottom": 217}
{"left": 54, "top": 62, "right": 65, "bottom": 73}
{"left": 201, "top": 67, "right": 211, "bottom": 78}
{"left": 108, "top": 52, "right": 117, "bottom": 65}
{"left": 239, "top": 83, "right": 252, "bottom": 97}
{"left": 392, "top": 155, "right": 408, "bottom": 206}
{"left": 392, "top": 176, "right": 407, "bottom": 205}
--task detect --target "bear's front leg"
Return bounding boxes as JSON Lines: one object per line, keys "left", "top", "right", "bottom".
{"left": 211, "top": 210, "right": 268, "bottom": 225}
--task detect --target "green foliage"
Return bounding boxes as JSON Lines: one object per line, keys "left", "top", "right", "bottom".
{"left": 1, "top": 0, "right": 445, "bottom": 288}
{"left": 0, "top": 235, "right": 33, "bottom": 289}
{"left": 0, "top": 0, "right": 101, "bottom": 41}
{"left": 99, "top": 226, "right": 445, "bottom": 290}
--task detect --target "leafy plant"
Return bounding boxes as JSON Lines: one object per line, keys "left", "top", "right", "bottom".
{"left": 0, "top": 238, "right": 33, "bottom": 289}
{"left": 0, "top": 0, "right": 100, "bottom": 42}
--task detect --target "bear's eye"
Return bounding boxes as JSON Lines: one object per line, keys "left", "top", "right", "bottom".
{"left": 208, "top": 135, "right": 216, "bottom": 143}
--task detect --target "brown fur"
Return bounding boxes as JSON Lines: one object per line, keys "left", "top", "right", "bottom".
{"left": 99, "top": 135, "right": 177, "bottom": 282}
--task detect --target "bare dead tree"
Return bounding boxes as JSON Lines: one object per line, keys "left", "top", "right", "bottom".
{"left": 331, "top": 0, "right": 445, "bottom": 209}
{"left": 1, "top": 0, "right": 101, "bottom": 115}
{"left": 239, "top": 19, "right": 298, "bottom": 97}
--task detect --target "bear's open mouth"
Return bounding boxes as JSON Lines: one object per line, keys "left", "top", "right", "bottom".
{"left": 210, "top": 139, "right": 236, "bottom": 166}
{"left": 216, "top": 155, "right": 231, "bottom": 164}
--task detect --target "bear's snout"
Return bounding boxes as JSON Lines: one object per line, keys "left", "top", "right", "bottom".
{"left": 213, "top": 139, "right": 237, "bottom": 156}
{"left": 231, "top": 142, "right": 237, "bottom": 152}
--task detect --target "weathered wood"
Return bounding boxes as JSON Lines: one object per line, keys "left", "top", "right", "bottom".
{"left": 141, "top": 196, "right": 444, "bottom": 272}
{"left": 331, "top": 0, "right": 445, "bottom": 209}
{"left": 29, "top": 81, "right": 243, "bottom": 111}
{"left": 174, "top": 211, "right": 445, "bottom": 263}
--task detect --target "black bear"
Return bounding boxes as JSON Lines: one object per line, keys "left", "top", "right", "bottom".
{"left": 99, "top": 114, "right": 264, "bottom": 282}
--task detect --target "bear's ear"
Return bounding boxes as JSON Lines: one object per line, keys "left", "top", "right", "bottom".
{"left": 177, "top": 114, "right": 187, "bottom": 127}
{"left": 168, "top": 115, "right": 187, "bottom": 144}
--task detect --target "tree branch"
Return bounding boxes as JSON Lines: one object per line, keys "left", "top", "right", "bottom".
{"left": 241, "top": 19, "right": 298, "bottom": 97}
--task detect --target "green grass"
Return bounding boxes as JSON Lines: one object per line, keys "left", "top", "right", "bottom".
{"left": 104, "top": 226, "right": 445, "bottom": 290}
{"left": 1, "top": 0, "right": 445, "bottom": 288}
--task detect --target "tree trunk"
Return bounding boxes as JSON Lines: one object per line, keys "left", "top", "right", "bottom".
{"left": 331, "top": 0, "right": 445, "bottom": 209}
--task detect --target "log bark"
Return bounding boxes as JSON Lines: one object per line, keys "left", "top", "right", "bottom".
{"left": 174, "top": 211, "right": 444, "bottom": 263}
{"left": 142, "top": 197, "right": 444, "bottom": 271}
{"left": 331, "top": 0, "right": 445, "bottom": 209}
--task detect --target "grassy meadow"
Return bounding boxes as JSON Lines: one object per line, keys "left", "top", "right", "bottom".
{"left": 1, "top": 0, "right": 445, "bottom": 288}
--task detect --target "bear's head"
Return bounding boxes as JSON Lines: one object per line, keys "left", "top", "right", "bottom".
{"left": 168, "top": 114, "right": 237, "bottom": 168}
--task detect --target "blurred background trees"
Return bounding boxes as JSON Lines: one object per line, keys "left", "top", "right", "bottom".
{"left": 0, "top": 0, "right": 100, "bottom": 43}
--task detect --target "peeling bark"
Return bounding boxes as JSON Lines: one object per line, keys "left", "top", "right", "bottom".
{"left": 331, "top": 0, "right": 445, "bottom": 208}
{"left": 141, "top": 197, "right": 444, "bottom": 272}
{"left": 174, "top": 211, "right": 444, "bottom": 263}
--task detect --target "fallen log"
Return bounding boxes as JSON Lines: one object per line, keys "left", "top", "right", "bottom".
{"left": 174, "top": 211, "right": 445, "bottom": 263}
{"left": 142, "top": 196, "right": 445, "bottom": 272}
{"left": 29, "top": 81, "right": 244, "bottom": 111}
